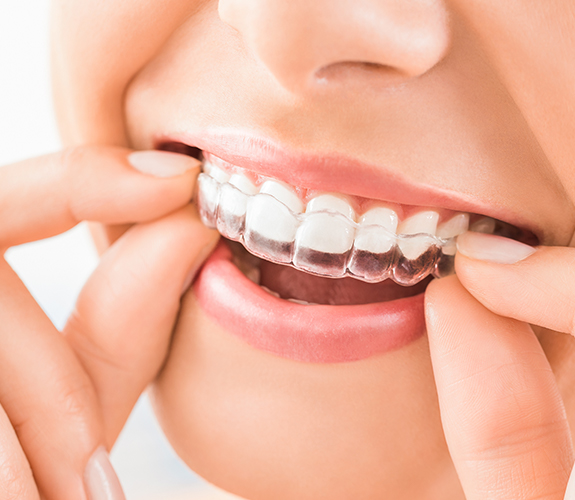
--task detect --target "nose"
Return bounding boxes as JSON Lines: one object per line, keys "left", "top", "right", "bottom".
{"left": 218, "top": 0, "right": 451, "bottom": 93}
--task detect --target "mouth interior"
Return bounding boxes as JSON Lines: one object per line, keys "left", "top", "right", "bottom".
{"left": 159, "top": 141, "right": 538, "bottom": 306}
{"left": 228, "top": 238, "right": 431, "bottom": 305}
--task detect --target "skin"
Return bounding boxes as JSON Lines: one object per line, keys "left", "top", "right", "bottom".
{"left": 1, "top": 0, "right": 574, "bottom": 498}
{"left": 0, "top": 148, "right": 219, "bottom": 499}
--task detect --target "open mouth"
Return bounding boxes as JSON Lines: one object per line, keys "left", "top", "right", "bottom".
{"left": 159, "top": 140, "right": 537, "bottom": 362}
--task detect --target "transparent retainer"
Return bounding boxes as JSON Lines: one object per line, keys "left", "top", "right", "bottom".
{"left": 196, "top": 173, "right": 459, "bottom": 286}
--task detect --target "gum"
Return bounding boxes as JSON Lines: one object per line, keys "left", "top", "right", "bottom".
{"left": 196, "top": 173, "right": 459, "bottom": 285}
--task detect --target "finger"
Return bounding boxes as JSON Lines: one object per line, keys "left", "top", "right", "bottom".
{"left": 0, "top": 404, "right": 39, "bottom": 500}
{"left": 0, "top": 147, "right": 199, "bottom": 248}
{"left": 0, "top": 259, "right": 105, "bottom": 500}
{"left": 425, "top": 276, "right": 573, "bottom": 500}
{"left": 64, "top": 204, "right": 219, "bottom": 444}
{"left": 454, "top": 231, "right": 575, "bottom": 334}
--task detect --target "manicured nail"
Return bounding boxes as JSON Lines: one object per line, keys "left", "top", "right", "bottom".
{"left": 128, "top": 150, "right": 200, "bottom": 178}
{"left": 565, "top": 462, "right": 575, "bottom": 500}
{"left": 457, "top": 231, "right": 536, "bottom": 264}
{"left": 84, "top": 446, "right": 126, "bottom": 500}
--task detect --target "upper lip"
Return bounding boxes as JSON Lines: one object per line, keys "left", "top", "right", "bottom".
{"left": 157, "top": 128, "right": 540, "bottom": 238}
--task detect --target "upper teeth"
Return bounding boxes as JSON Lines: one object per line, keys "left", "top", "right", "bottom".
{"left": 198, "top": 157, "right": 476, "bottom": 285}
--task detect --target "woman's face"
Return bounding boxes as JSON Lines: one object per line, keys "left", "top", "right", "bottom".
{"left": 52, "top": 1, "right": 575, "bottom": 498}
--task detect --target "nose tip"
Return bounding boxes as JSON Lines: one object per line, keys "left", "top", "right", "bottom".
{"left": 219, "top": 0, "right": 451, "bottom": 94}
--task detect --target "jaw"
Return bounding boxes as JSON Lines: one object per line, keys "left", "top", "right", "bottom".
{"left": 49, "top": 5, "right": 575, "bottom": 497}
{"left": 151, "top": 293, "right": 465, "bottom": 500}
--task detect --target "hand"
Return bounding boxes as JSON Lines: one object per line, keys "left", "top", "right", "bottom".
{"left": 0, "top": 147, "right": 218, "bottom": 500}
{"left": 425, "top": 231, "right": 575, "bottom": 500}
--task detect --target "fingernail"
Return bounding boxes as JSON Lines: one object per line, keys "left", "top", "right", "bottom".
{"left": 84, "top": 446, "right": 126, "bottom": 500}
{"left": 457, "top": 231, "right": 536, "bottom": 264}
{"left": 565, "top": 462, "right": 575, "bottom": 500}
{"left": 128, "top": 150, "right": 200, "bottom": 178}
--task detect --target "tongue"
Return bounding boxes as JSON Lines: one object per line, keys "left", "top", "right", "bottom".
{"left": 259, "top": 260, "right": 431, "bottom": 305}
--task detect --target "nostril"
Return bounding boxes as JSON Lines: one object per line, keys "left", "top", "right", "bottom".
{"left": 219, "top": 0, "right": 451, "bottom": 95}
{"left": 314, "top": 61, "right": 407, "bottom": 87}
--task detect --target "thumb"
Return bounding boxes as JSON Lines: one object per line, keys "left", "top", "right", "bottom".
{"left": 425, "top": 275, "right": 573, "bottom": 500}
{"left": 64, "top": 205, "right": 219, "bottom": 445}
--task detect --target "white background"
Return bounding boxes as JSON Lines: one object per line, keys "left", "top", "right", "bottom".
{"left": 0, "top": 2, "right": 236, "bottom": 499}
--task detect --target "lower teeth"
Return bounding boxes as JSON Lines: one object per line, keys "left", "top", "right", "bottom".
{"left": 287, "top": 298, "right": 318, "bottom": 306}
{"left": 261, "top": 285, "right": 281, "bottom": 298}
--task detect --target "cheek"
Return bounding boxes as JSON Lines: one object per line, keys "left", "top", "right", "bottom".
{"left": 52, "top": 0, "right": 208, "bottom": 146}
{"left": 150, "top": 293, "right": 454, "bottom": 500}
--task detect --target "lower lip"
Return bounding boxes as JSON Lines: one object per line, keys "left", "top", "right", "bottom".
{"left": 193, "top": 241, "right": 426, "bottom": 363}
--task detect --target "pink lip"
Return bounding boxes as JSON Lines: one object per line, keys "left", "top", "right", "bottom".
{"left": 158, "top": 129, "right": 538, "bottom": 236}
{"left": 172, "top": 128, "right": 534, "bottom": 362}
{"left": 194, "top": 241, "right": 425, "bottom": 363}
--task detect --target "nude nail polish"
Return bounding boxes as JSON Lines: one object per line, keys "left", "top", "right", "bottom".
{"left": 565, "top": 463, "right": 575, "bottom": 500}
{"left": 84, "top": 446, "right": 126, "bottom": 500}
{"left": 456, "top": 231, "right": 536, "bottom": 264}
{"left": 128, "top": 150, "right": 199, "bottom": 178}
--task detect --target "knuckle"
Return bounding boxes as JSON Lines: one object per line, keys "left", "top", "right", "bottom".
{"left": 57, "top": 145, "right": 92, "bottom": 182}
{"left": 474, "top": 419, "right": 565, "bottom": 458}
{"left": 11, "top": 367, "right": 97, "bottom": 439}
{"left": 455, "top": 362, "right": 568, "bottom": 457}
{"left": 57, "top": 146, "right": 97, "bottom": 221}
{"left": 59, "top": 144, "right": 93, "bottom": 168}
{"left": 461, "top": 422, "right": 571, "bottom": 500}
{"left": 52, "top": 370, "right": 97, "bottom": 423}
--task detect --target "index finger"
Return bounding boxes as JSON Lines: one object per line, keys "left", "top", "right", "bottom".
{"left": 425, "top": 276, "right": 573, "bottom": 500}
{"left": 0, "top": 146, "right": 200, "bottom": 248}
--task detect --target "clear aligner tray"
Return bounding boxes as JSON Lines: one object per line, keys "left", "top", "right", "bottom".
{"left": 196, "top": 173, "right": 462, "bottom": 286}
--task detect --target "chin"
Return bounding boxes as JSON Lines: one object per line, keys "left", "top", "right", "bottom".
{"left": 144, "top": 138, "right": 535, "bottom": 500}
{"left": 150, "top": 292, "right": 464, "bottom": 500}
{"left": 49, "top": 2, "right": 575, "bottom": 498}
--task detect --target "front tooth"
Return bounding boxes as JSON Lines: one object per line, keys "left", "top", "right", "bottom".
{"left": 244, "top": 194, "right": 299, "bottom": 264}
{"left": 360, "top": 207, "right": 398, "bottom": 228}
{"left": 229, "top": 173, "right": 258, "bottom": 195}
{"left": 347, "top": 207, "right": 398, "bottom": 282}
{"left": 259, "top": 180, "right": 304, "bottom": 213}
{"left": 293, "top": 212, "right": 355, "bottom": 277}
{"left": 216, "top": 172, "right": 258, "bottom": 240}
{"left": 356, "top": 207, "right": 398, "bottom": 251}
{"left": 436, "top": 213, "right": 470, "bottom": 240}
{"left": 397, "top": 211, "right": 439, "bottom": 259}
{"left": 216, "top": 183, "right": 249, "bottom": 240}
{"left": 398, "top": 211, "right": 439, "bottom": 237}
{"left": 306, "top": 194, "right": 355, "bottom": 220}
{"left": 394, "top": 210, "right": 440, "bottom": 285}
